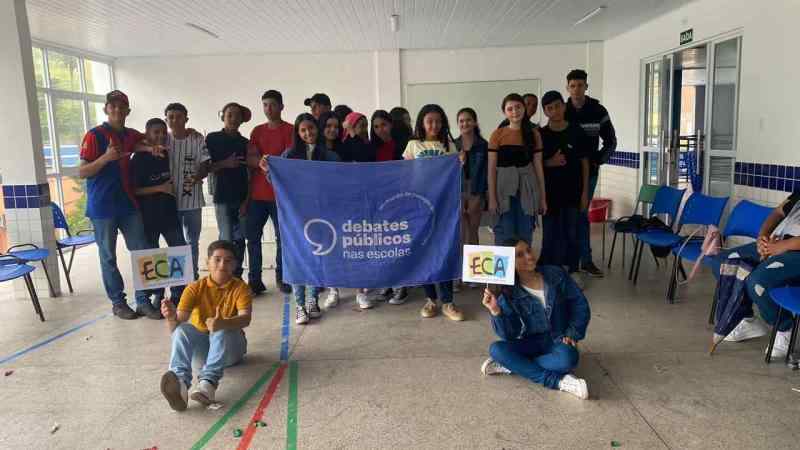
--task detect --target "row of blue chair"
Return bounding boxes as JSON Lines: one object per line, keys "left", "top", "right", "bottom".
{"left": 1, "top": 203, "right": 96, "bottom": 321}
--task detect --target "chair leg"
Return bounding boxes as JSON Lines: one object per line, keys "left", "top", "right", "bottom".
{"left": 628, "top": 238, "right": 639, "bottom": 281}
{"left": 602, "top": 222, "right": 606, "bottom": 264}
{"left": 23, "top": 274, "right": 45, "bottom": 322}
{"left": 678, "top": 261, "right": 688, "bottom": 281}
{"left": 622, "top": 234, "right": 627, "bottom": 270}
{"left": 666, "top": 254, "right": 678, "bottom": 303}
{"left": 608, "top": 231, "right": 619, "bottom": 269}
{"left": 57, "top": 247, "right": 74, "bottom": 293}
{"left": 633, "top": 241, "right": 645, "bottom": 285}
{"left": 766, "top": 307, "right": 784, "bottom": 364}
{"left": 40, "top": 261, "right": 56, "bottom": 298}
{"left": 786, "top": 315, "right": 799, "bottom": 365}
{"left": 709, "top": 283, "right": 719, "bottom": 325}
{"left": 653, "top": 252, "right": 660, "bottom": 268}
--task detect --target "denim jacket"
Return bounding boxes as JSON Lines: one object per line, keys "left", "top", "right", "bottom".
{"left": 455, "top": 135, "right": 488, "bottom": 195}
{"left": 490, "top": 265, "right": 590, "bottom": 342}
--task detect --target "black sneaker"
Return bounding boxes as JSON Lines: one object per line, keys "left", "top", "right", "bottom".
{"left": 306, "top": 296, "right": 322, "bottom": 319}
{"left": 278, "top": 280, "right": 292, "bottom": 294}
{"left": 249, "top": 280, "right": 267, "bottom": 296}
{"left": 580, "top": 261, "right": 604, "bottom": 278}
{"left": 112, "top": 303, "right": 139, "bottom": 320}
{"left": 136, "top": 302, "right": 164, "bottom": 320}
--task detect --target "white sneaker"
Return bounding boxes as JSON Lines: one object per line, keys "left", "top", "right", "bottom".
{"left": 323, "top": 288, "right": 339, "bottom": 309}
{"left": 376, "top": 288, "right": 392, "bottom": 301}
{"left": 724, "top": 317, "right": 769, "bottom": 342}
{"left": 766, "top": 330, "right": 792, "bottom": 359}
{"left": 190, "top": 379, "right": 216, "bottom": 406}
{"left": 481, "top": 358, "right": 511, "bottom": 376}
{"left": 306, "top": 295, "right": 322, "bottom": 319}
{"left": 558, "top": 374, "right": 589, "bottom": 400}
{"left": 356, "top": 293, "right": 374, "bottom": 310}
{"left": 296, "top": 305, "right": 309, "bottom": 325}
{"left": 570, "top": 272, "right": 586, "bottom": 290}
{"left": 160, "top": 371, "right": 188, "bottom": 411}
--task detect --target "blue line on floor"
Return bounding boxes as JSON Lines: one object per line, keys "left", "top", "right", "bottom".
{"left": 279, "top": 293, "right": 291, "bottom": 361}
{"left": 0, "top": 312, "right": 111, "bottom": 366}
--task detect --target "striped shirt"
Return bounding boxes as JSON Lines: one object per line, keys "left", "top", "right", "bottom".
{"left": 168, "top": 133, "right": 210, "bottom": 211}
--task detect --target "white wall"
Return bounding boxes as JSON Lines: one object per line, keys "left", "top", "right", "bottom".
{"left": 116, "top": 42, "right": 602, "bottom": 136}
{"left": 116, "top": 51, "right": 380, "bottom": 137}
{"left": 600, "top": 0, "right": 800, "bottom": 214}
{"left": 402, "top": 42, "right": 603, "bottom": 125}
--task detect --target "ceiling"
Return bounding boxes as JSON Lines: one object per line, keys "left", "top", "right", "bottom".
{"left": 26, "top": 0, "right": 693, "bottom": 58}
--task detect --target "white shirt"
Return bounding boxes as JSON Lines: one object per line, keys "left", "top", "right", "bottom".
{"left": 521, "top": 285, "right": 546, "bottom": 308}
{"left": 168, "top": 133, "right": 210, "bottom": 211}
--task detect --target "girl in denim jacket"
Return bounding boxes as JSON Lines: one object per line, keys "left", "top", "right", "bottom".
{"left": 481, "top": 238, "right": 591, "bottom": 399}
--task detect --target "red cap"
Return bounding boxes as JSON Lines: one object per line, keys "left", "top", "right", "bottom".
{"left": 105, "top": 90, "right": 130, "bottom": 107}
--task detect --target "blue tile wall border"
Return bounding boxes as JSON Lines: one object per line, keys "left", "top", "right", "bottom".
{"left": 0, "top": 183, "right": 51, "bottom": 209}
{"left": 735, "top": 161, "right": 799, "bottom": 193}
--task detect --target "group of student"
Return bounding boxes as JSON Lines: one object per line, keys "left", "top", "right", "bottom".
{"left": 77, "top": 68, "right": 615, "bottom": 410}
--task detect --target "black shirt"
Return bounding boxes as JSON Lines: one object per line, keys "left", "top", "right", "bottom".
{"left": 132, "top": 151, "right": 178, "bottom": 228}
{"left": 206, "top": 129, "right": 249, "bottom": 204}
{"left": 540, "top": 123, "right": 590, "bottom": 210}
{"left": 340, "top": 136, "right": 377, "bottom": 162}
{"left": 565, "top": 96, "right": 617, "bottom": 176}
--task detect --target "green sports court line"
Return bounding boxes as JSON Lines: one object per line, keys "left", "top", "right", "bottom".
{"left": 190, "top": 362, "right": 280, "bottom": 450}
{"left": 286, "top": 361, "right": 299, "bottom": 450}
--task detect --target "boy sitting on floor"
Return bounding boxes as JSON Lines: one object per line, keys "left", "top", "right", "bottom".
{"left": 160, "top": 240, "right": 252, "bottom": 411}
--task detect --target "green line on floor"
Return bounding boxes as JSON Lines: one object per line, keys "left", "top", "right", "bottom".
{"left": 286, "top": 361, "right": 299, "bottom": 450}
{"left": 191, "top": 362, "right": 280, "bottom": 450}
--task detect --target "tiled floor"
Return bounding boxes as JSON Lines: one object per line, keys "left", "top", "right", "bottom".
{"left": 1, "top": 227, "right": 799, "bottom": 449}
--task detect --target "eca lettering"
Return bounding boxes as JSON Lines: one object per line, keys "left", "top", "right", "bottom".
{"left": 139, "top": 253, "right": 186, "bottom": 281}
{"left": 469, "top": 252, "right": 508, "bottom": 278}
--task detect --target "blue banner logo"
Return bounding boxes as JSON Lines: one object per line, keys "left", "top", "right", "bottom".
{"left": 269, "top": 155, "right": 462, "bottom": 288}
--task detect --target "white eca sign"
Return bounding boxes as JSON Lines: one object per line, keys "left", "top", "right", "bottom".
{"left": 130, "top": 245, "right": 194, "bottom": 291}
{"left": 461, "top": 245, "right": 516, "bottom": 286}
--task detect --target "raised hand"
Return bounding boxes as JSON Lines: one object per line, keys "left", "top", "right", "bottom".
{"left": 161, "top": 298, "right": 177, "bottom": 321}
{"left": 482, "top": 288, "right": 501, "bottom": 315}
{"left": 546, "top": 150, "right": 567, "bottom": 167}
{"left": 205, "top": 303, "right": 224, "bottom": 333}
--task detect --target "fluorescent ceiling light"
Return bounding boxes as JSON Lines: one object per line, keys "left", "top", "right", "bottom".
{"left": 185, "top": 22, "right": 220, "bottom": 39}
{"left": 574, "top": 6, "right": 606, "bottom": 26}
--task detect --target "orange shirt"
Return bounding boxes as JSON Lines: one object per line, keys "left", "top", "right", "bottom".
{"left": 177, "top": 276, "right": 252, "bottom": 333}
{"left": 249, "top": 121, "right": 294, "bottom": 201}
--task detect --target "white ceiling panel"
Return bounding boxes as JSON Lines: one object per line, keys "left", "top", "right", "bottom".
{"left": 26, "top": 0, "right": 693, "bottom": 57}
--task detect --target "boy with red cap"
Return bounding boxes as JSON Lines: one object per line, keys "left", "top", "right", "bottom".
{"left": 78, "top": 90, "right": 154, "bottom": 320}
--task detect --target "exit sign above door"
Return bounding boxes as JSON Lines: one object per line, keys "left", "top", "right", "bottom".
{"left": 680, "top": 28, "right": 694, "bottom": 45}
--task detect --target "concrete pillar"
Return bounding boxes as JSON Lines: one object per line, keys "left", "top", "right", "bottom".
{"left": 0, "top": 0, "right": 61, "bottom": 297}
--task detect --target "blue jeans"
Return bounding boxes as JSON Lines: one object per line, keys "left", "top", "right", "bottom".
{"left": 577, "top": 174, "right": 599, "bottom": 265}
{"left": 541, "top": 207, "right": 580, "bottom": 272}
{"left": 177, "top": 209, "right": 202, "bottom": 280}
{"left": 245, "top": 200, "right": 283, "bottom": 286}
{"left": 292, "top": 285, "right": 319, "bottom": 308}
{"left": 90, "top": 213, "right": 150, "bottom": 306}
{"left": 494, "top": 195, "right": 535, "bottom": 245}
{"left": 714, "top": 243, "right": 800, "bottom": 332}
{"left": 423, "top": 281, "right": 453, "bottom": 304}
{"left": 489, "top": 334, "right": 579, "bottom": 389}
{"left": 169, "top": 322, "right": 247, "bottom": 388}
{"left": 214, "top": 202, "right": 246, "bottom": 278}
{"left": 143, "top": 215, "right": 187, "bottom": 302}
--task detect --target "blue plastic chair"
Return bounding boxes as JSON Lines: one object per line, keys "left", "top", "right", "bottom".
{"left": 659, "top": 193, "right": 729, "bottom": 302}
{"left": 766, "top": 287, "right": 800, "bottom": 364}
{"left": 699, "top": 200, "right": 772, "bottom": 323}
{"left": 0, "top": 254, "right": 45, "bottom": 321}
{"left": 7, "top": 244, "right": 56, "bottom": 297}
{"left": 51, "top": 202, "right": 95, "bottom": 293}
{"left": 628, "top": 186, "right": 686, "bottom": 284}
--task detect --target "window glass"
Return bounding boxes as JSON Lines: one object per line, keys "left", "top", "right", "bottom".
{"left": 37, "top": 93, "right": 55, "bottom": 173}
{"left": 83, "top": 59, "right": 111, "bottom": 95}
{"left": 52, "top": 97, "right": 85, "bottom": 168}
{"left": 47, "top": 51, "right": 81, "bottom": 92}
{"left": 87, "top": 101, "right": 106, "bottom": 127}
{"left": 32, "top": 47, "right": 45, "bottom": 87}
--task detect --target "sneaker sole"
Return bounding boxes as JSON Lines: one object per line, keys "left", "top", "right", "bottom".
{"left": 160, "top": 372, "right": 187, "bottom": 411}
{"left": 308, "top": 311, "right": 322, "bottom": 319}
{"left": 420, "top": 309, "right": 438, "bottom": 318}
{"left": 190, "top": 390, "right": 213, "bottom": 406}
{"left": 581, "top": 271, "right": 604, "bottom": 278}
{"left": 724, "top": 330, "right": 768, "bottom": 342}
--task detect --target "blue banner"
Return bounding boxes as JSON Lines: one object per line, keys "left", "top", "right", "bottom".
{"left": 269, "top": 155, "right": 462, "bottom": 288}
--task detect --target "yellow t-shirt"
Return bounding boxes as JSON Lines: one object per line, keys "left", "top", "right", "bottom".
{"left": 177, "top": 276, "right": 252, "bottom": 333}
{"left": 402, "top": 139, "right": 456, "bottom": 159}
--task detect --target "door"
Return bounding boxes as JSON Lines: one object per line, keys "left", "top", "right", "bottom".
{"left": 703, "top": 36, "right": 741, "bottom": 197}
{"left": 641, "top": 54, "right": 674, "bottom": 187}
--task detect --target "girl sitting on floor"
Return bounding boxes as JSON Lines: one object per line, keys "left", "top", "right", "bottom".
{"left": 481, "top": 238, "right": 591, "bottom": 399}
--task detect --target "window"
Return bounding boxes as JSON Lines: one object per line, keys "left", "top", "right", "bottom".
{"left": 32, "top": 45, "right": 114, "bottom": 232}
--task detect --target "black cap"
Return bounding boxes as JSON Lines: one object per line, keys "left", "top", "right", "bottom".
{"left": 541, "top": 90, "right": 564, "bottom": 107}
{"left": 304, "top": 93, "right": 331, "bottom": 107}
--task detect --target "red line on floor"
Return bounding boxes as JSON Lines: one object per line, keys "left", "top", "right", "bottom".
{"left": 236, "top": 363, "right": 288, "bottom": 450}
